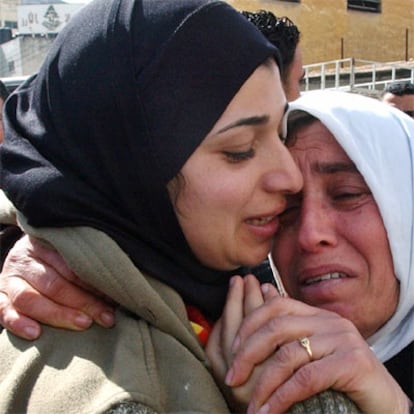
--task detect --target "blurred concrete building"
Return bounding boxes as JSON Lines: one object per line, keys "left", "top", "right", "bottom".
{"left": 0, "top": 0, "right": 88, "bottom": 76}
{"left": 0, "top": 0, "right": 17, "bottom": 30}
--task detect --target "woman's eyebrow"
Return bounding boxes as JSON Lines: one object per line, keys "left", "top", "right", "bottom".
{"left": 217, "top": 115, "right": 269, "bottom": 134}
{"left": 314, "top": 161, "right": 358, "bottom": 174}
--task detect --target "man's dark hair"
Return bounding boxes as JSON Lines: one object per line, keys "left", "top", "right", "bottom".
{"left": 285, "top": 110, "right": 318, "bottom": 147}
{"left": 241, "top": 10, "right": 300, "bottom": 73}
{"left": 382, "top": 81, "right": 414, "bottom": 97}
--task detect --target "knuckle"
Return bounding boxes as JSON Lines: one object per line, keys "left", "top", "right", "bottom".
{"left": 266, "top": 317, "right": 281, "bottom": 333}
{"left": 231, "top": 383, "right": 252, "bottom": 406}
{"left": 337, "top": 328, "right": 366, "bottom": 356}
{"left": 345, "top": 342, "right": 375, "bottom": 370}
{"left": 0, "top": 292, "right": 10, "bottom": 322}
{"left": 293, "top": 365, "right": 318, "bottom": 392}
{"left": 3, "top": 313, "right": 21, "bottom": 333}
{"left": 0, "top": 303, "right": 20, "bottom": 332}
{"left": 267, "top": 385, "right": 299, "bottom": 414}
{"left": 264, "top": 296, "right": 285, "bottom": 314}
{"left": 275, "top": 342, "right": 298, "bottom": 366}
{"left": 10, "top": 286, "right": 37, "bottom": 310}
{"left": 331, "top": 314, "right": 356, "bottom": 332}
{"left": 340, "top": 317, "right": 355, "bottom": 331}
{"left": 40, "top": 272, "right": 66, "bottom": 297}
{"left": 82, "top": 300, "right": 107, "bottom": 317}
{"left": 235, "top": 346, "right": 256, "bottom": 367}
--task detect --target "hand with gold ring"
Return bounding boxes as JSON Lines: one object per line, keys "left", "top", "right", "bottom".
{"left": 224, "top": 295, "right": 409, "bottom": 414}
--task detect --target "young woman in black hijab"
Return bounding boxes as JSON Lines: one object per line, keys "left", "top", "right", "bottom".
{"left": 0, "top": 0, "right": 303, "bottom": 411}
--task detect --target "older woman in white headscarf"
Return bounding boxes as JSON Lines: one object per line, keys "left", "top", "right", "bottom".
{"left": 283, "top": 90, "right": 414, "bottom": 362}
{"left": 207, "top": 91, "right": 414, "bottom": 413}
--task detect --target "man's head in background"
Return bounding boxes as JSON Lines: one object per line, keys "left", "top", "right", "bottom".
{"left": 242, "top": 10, "right": 303, "bottom": 101}
{"left": 381, "top": 82, "right": 414, "bottom": 119}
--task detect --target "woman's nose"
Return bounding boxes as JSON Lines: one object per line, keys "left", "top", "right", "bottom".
{"left": 297, "top": 199, "right": 337, "bottom": 252}
{"left": 263, "top": 140, "right": 303, "bottom": 195}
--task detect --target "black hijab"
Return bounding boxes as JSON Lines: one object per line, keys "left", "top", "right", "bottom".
{"left": 0, "top": 0, "right": 280, "bottom": 320}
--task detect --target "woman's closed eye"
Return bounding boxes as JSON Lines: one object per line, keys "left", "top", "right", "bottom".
{"left": 223, "top": 148, "right": 255, "bottom": 163}
{"left": 331, "top": 187, "right": 372, "bottom": 209}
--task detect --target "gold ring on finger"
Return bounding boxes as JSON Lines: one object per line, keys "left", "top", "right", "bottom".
{"left": 298, "top": 336, "right": 313, "bottom": 360}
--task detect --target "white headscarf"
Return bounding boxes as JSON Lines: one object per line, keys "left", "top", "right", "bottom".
{"left": 284, "top": 90, "right": 414, "bottom": 362}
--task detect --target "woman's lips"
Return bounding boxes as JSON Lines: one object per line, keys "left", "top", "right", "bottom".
{"left": 245, "top": 214, "right": 279, "bottom": 239}
{"left": 304, "top": 272, "right": 348, "bottom": 285}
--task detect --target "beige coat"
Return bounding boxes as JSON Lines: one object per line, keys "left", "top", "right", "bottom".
{"left": 0, "top": 215, "right": 230, "bottom": 413}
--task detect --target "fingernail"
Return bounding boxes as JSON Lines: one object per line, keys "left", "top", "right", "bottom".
{"left": 24, "top": 325, "right": 40, "bottom": 339}
{"left": 225, "top": 367, "right": 234, "bottom": 385}
{"left": 100, "top": 311, "right": 115, "bottom": 327}
{"left": 74, "top": 313, "right": 92, "bottom": 328}
{"left": 257, "top": 403, "right": 270, "bottom": 414}
{"left": 261, "top": 283, "right": 270, "bottom": 294}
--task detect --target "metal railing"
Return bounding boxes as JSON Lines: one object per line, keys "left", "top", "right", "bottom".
{"left": 302, "top": 58, "right": 414, "bottom": 96}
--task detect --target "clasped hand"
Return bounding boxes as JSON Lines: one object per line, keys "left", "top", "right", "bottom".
{"left": 206, "top": 275, "right": 409, "bottom": 414}
{"left": 0, "top": 235, "right": 115, "bottom": 339}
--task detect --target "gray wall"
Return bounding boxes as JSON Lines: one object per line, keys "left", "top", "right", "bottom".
{"left": 0, "top": 35, "right": 54, "bottom": 77}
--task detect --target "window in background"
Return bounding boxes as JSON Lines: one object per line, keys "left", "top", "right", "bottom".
{"left": 348, "top": 0, "right": 381, "bottom": 13}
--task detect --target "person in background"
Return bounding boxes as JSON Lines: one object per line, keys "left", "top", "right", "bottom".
{"left": 0, "top": 0, "right": 304, "bottom": 412}
{"left": 381, "top": 81, "right": 414, "bottom": 119}
{"left": 0, "top": 79, "right": 9, "bottom": 143}
{"left": 242, "top": 10, "right": 303, "bottom": 101}
{"left": 207, "top": 91, "right": 414, "bottom": 414}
